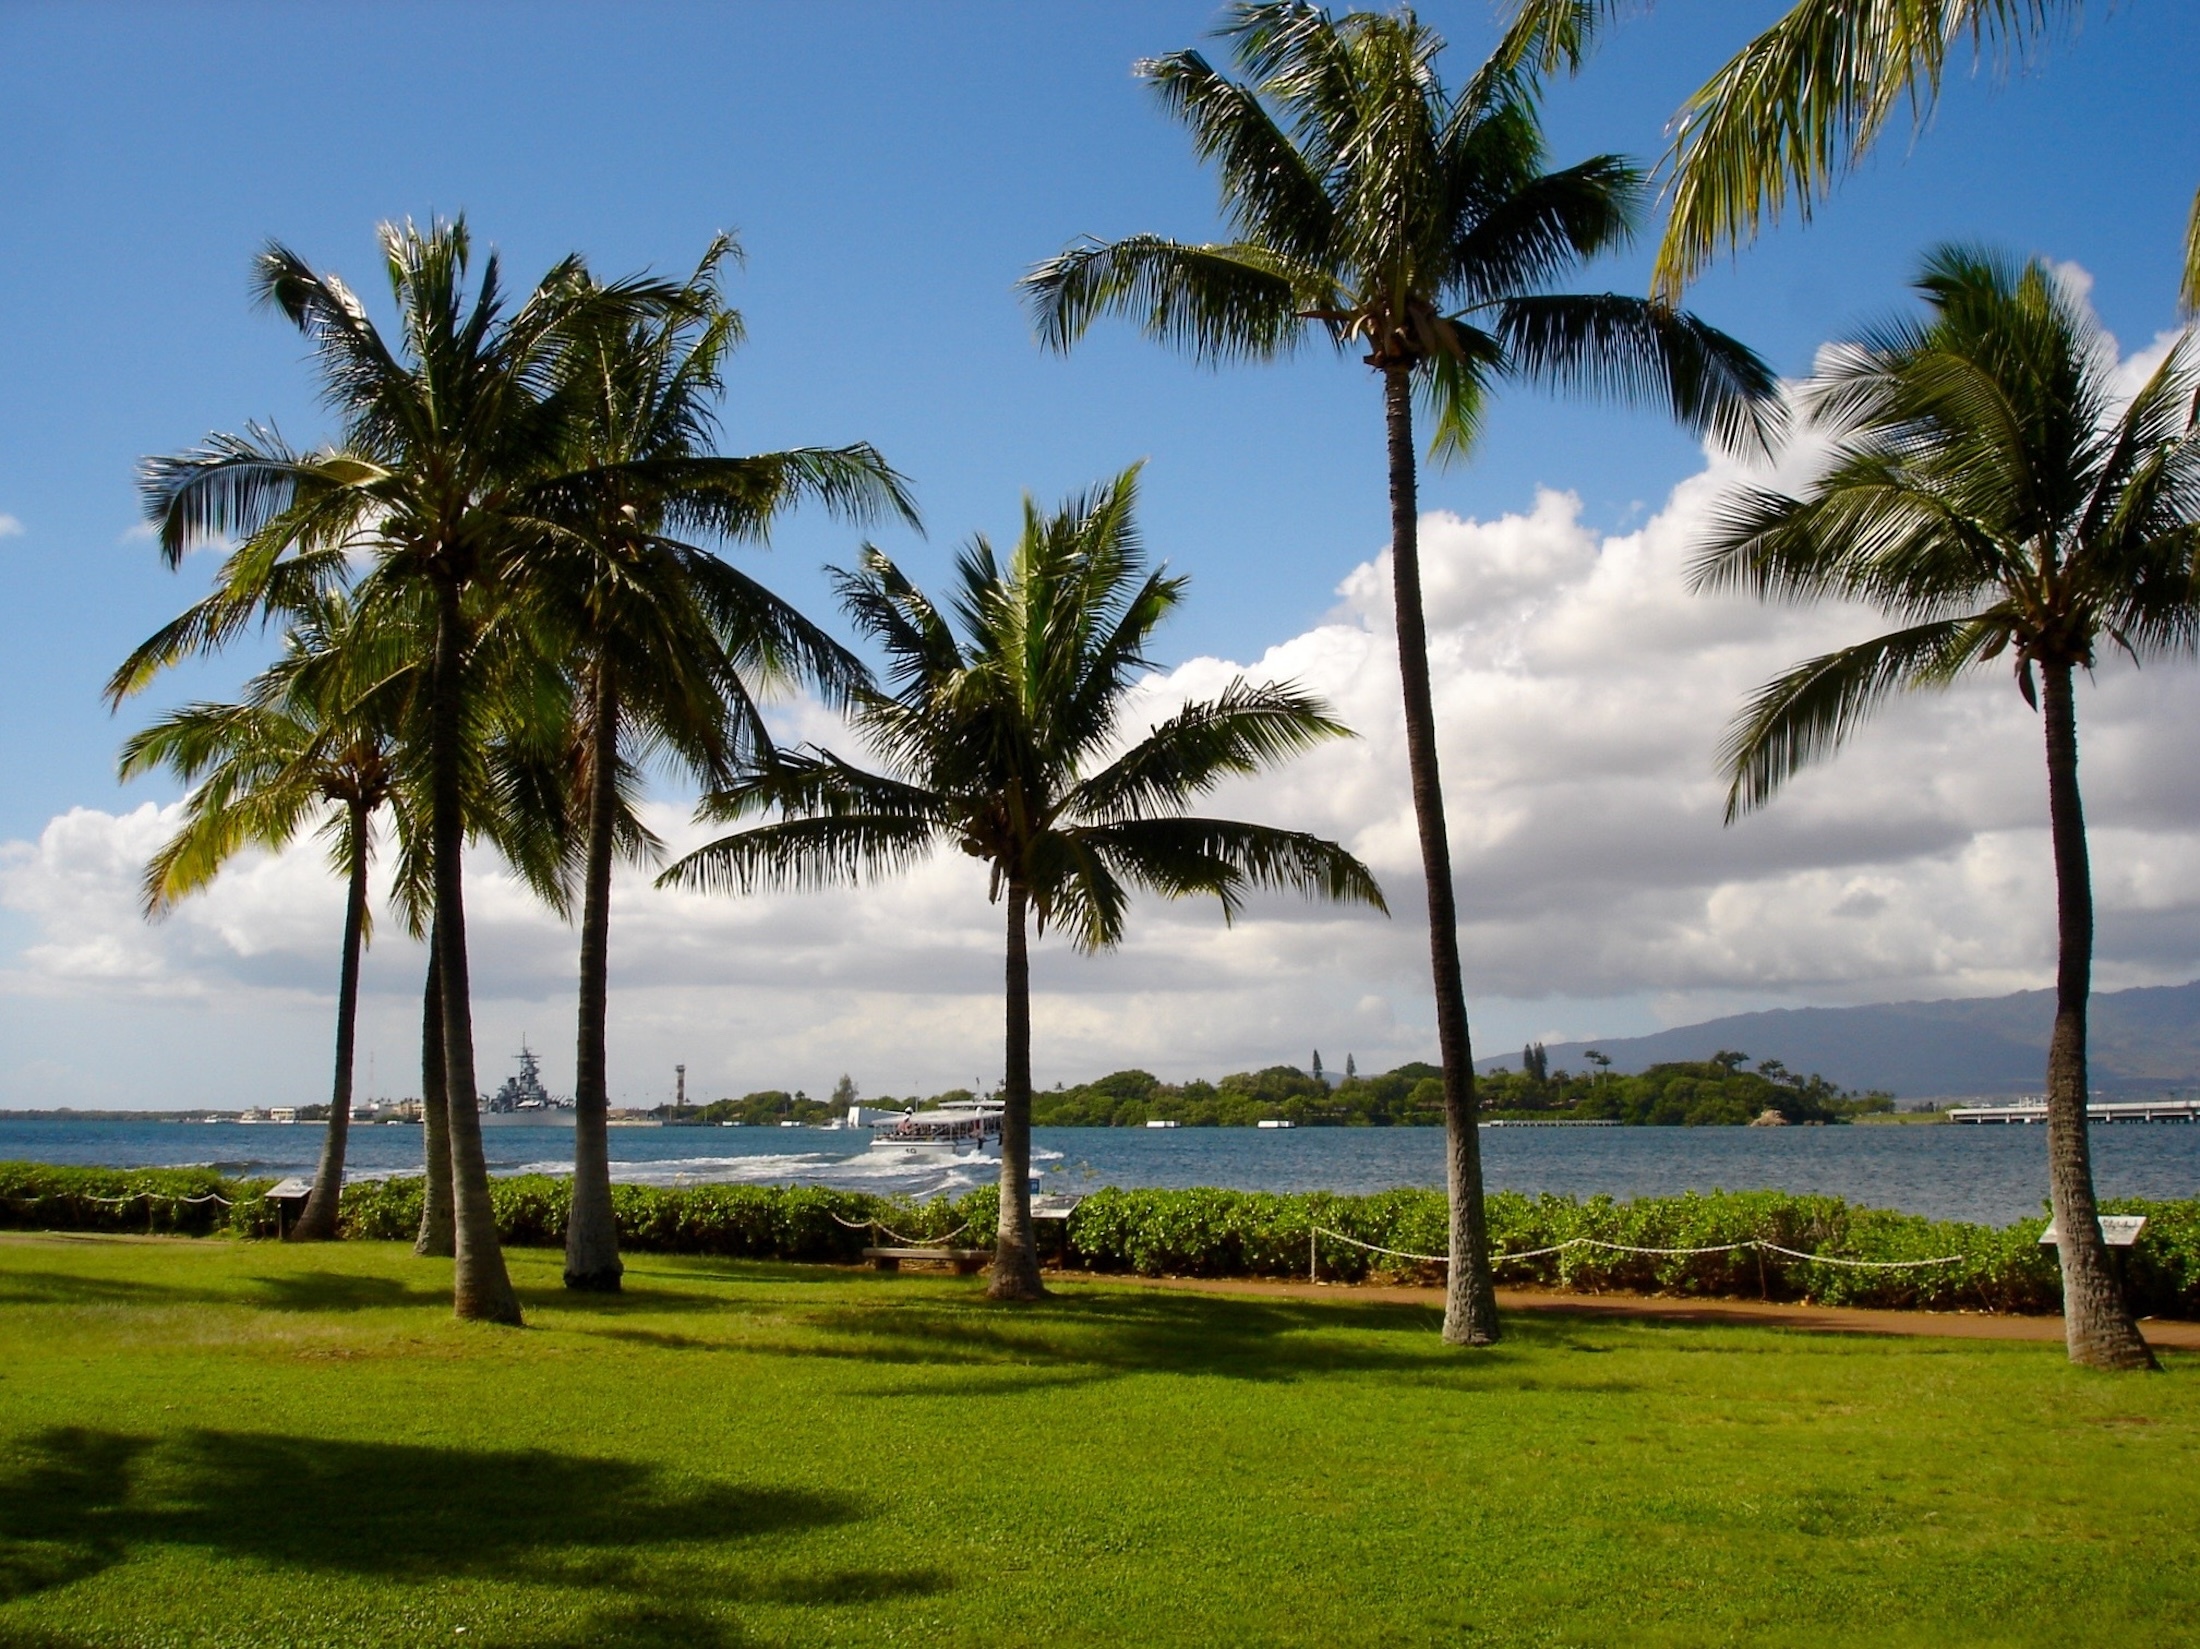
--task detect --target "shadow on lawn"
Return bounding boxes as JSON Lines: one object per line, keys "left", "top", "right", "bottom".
{"left": 0, "top": 1267, "right": 458, "bottom": 1316}
{"left": 0, "top": 1426, "right": 948, "bottom": 1617}
{"left": 612, "top": 1277, "right": 1646, "bottom": 1398}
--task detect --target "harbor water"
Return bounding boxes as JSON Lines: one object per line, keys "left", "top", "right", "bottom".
{"left": 2, "top": 1115, "right": 2198, "bottom": 1224}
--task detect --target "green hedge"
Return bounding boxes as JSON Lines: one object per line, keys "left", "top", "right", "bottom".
{"left": 1059, "top": 1187, "right": 2200, "bottom": 1316}
{"left": 2, "top": 1161, "right": 2193, "bottom": 1318}
{"left": 0, "top": 1162, "right": 269, "bottom": 1237}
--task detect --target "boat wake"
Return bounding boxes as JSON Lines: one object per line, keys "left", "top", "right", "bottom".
{"left": 503, "top": 1145, "right": 1065, "bottom": 1199}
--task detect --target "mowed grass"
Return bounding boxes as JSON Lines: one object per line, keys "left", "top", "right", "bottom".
{"left": 0, "top": 1238, "right": 2193, "bottom": 1648}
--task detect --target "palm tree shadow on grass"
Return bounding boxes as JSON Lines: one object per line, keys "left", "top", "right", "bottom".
{"left": 595, "top": 1282, "right": 1647, "bottom": 1398}
{"left": 0, "top": 1266, "right": 777, "bottom": 1319}
{"left": 0, "top": 1268, "right": 456, "bottom": 1316}
{"left": 0, "top": 1427, "right": 947, "bottom": 1614}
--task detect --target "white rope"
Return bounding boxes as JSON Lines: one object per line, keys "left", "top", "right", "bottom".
{"left": 1310, "top": 1227, "right": 1450, "bottom": 1263}
{"left": 828, "top": 1212, "right": 970, "bottom": 1247}
{"left": 1570, "top": 1238, "right": 1755, "bottom": 1258}
{"left": 1307, "top": 1226, "right": 1965, "bottom": 1271}
{"left": 1753, "top": 1241, "right": 1964, "bottom": 1269}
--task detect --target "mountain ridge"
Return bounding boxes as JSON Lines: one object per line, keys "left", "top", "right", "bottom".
{"left": 1478, "top": 979, "right": 2200, "bottom": 1100}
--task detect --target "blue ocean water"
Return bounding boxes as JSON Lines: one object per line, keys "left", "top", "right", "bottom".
{"left": 2, "top": 1116, "right": 2196, "bottom": 1225}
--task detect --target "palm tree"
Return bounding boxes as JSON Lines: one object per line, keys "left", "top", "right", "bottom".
{"left": 1692, "top": 246, "right": 2200, "bottom": 1371}
{"left": 537, "top": 239, "right": 913, "bottom": 1291}
{"left": 1493, "top": 0, "right": 2198, "bottom": 308}
{"left": 128, "top": 218, "right": 676, "bottom": 1324}
{"left": 1020, "top": 1, "right": 1780, "bottom": 1343}
{"left": 385, "top": 589, "right": 583, "bottom": 1261}
{"left": 660, "top": 468, "right": 1386, "bottom": 1299}
{"left": 117, "top": 593, "right": 397, "bottom": 1242}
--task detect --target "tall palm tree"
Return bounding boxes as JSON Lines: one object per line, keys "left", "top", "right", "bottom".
{"left": 537, "top": 240, "right": 913, "bottom": 1291}
{"left": 661, "top": 468, "right": 1386, "bottom": 1299}
{"left": 383, "top": 589, "right": 583, "bottom": 1260}
{"left": 117, "top": 593, "right": 398, "bottom": 1242}
{"left": 1021, "top": 1, "right": 1779, "bottom": 1343}
{"left": 1693, "top": 246, "right": 2200, "bottom": 1371}
{"left": 128, "top": 218, "right": 675, "bottom": 1323}
{"left": 1495, "top": 0, "right": 2197, "bottom": 307}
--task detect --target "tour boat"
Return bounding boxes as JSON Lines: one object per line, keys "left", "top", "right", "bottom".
{"left": 866, "top": 1099, "right": 1003, "bottom": 1157}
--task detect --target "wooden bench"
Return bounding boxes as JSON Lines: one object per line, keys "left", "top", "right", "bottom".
{"left": 863, "top": 1246, "right": 992, "bottom": 1274}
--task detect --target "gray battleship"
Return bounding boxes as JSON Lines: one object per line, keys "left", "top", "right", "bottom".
{"left": 479, "top": 1042, "right": 576, "bottom": 1127}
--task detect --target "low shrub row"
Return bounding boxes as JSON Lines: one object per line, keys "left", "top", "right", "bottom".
{"left": 0, "top": 1162, "right": 266, "bottom": 1236}
{"left": 2, "top": 1161, "right": 2193, "bottom": 1317}
{"left": 1064, "top": 1186, "right": 2072, "bottom": 1311}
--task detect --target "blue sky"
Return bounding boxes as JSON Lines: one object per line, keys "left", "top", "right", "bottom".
{"left": 5, "top": 1, "right": 2194, "bottom": 833}
{"left": 4, "top": 3, "right": 2200, "bottom": 1105}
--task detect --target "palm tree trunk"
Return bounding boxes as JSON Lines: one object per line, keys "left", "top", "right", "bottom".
{"left": 293, "top": 801, "right": 370, "bottom": 1241}
{"left": 1383, "top": 364, "right": 1499, "bottom": 1346}
{"left": 431, "top": 577, "right": 522, "bottom": 1325}
{"left": 2038, "top": 661, "right": 2154, "bottom": 1370}
{"left": 414, "top": 934, "right": 454, "bottom": 1257}
{"left": 988, "top": 880, "right": 1045, "bottom": 1300}
{"left": 565, "top": 664, "right": 624, "bottom": 1292}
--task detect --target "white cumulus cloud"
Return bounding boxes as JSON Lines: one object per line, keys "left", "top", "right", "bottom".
{"left": 6, "top": 414, "right": 2200, "bottom": 1108}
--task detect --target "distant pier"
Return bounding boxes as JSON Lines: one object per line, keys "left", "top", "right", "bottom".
{"left": 1482, "top": 1118, "right": 1621, "bottom": 1128}
{"left": 1947, "top": 1099, "right": 2200, "bottom": 1125}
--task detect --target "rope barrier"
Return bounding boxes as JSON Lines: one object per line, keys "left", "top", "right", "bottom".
{"left": 828, "top": 1212, "right": 971, "bottom": 1247}
{"left": 72, "top": 1190, "right": 235, "bottom": 1207}
{"left": 1751, "top": 1241, "right": 1965, "bottom": 1270}
{"left": 1306, "top": 1225, "right": 1965, "bottom": 1276}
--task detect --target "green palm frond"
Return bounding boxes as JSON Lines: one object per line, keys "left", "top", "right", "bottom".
{"left": 1142, "top": 48, "right": 1335, "bottom": 267}
{"left": 2182, "top": 185, "right": 2200, "bottom": 317}
{"left": 1027, "top": 1, "right": 1781, "bottom": 455}
{"left": 1691, "top": 470, "right": 2015, "bottom": 617}
{"left": 1718, "top": 617, "right": 2000, "bottom": 820}
{"left": 658, "top": 815, "right": 943, "bottom": 898}
{"left": 1653, "top": 1, "right": 2077, "bottom": 302}
{"left": 1472, "top": 0, "right": 1640, "bottom": 106}
{"left": 1072, "top": 816, "right": 1387, "bottom": 920}
{"left": 1495, "top": 294, "right": 1785, "bottom": 456}
{"left": 677, "top": 475, "right": 1380, "bottom": 956}
{"left": 1022, "top": 237, "right": 1311, "bottom": 361}
{"left": 1067, "top": 681, "right": 1353, "bottom": 823}
{"left": 1710, "top": 247, "right": 2200, "bottom": 823}
{"left": 699, "top": 746, "right": 947, "bottom": 826}
{"left": 1443, "top": 155, "right": 1642, "bottom": 306}
{"left": 1024, "top": 831, "right": 1135, "bottom": 951}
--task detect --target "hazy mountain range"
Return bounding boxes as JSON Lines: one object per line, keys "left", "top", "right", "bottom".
{"left": 1482, "top": 980, "right": 2200, "bottom": 1100}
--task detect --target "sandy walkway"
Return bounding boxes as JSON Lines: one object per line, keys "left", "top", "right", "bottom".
{"left": 1060, "top": 1271, "right": 2200, "bottom": 1349}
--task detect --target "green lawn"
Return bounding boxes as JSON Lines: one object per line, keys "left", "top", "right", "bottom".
{"left": 0, "top": 1237, "right": 2192, "bottom": 1647}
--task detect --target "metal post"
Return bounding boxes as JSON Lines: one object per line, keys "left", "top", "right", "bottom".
{"left": 1310, "top": 1226, "right": 1318, "bottom": 1284}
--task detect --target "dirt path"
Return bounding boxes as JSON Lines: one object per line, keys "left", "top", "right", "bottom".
{"left": 1061, "top": 1272, "right": 2200, "bottom": 1349}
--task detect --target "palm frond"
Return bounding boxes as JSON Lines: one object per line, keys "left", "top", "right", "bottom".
{"left": 1141, "top": 48, "right": 1335, "bottom": 266}
{"left": 1073, "top": 816, "right": 1387, "bottom": 921}
{"left": 1653, "top": 0, "right": 2075, "bottom": 302}
{"left": 2183, "top": 184, "right": 2200, "bottom": 318}
{"left": 1719, "top": 616, "right": 2001, "bottom": 820}
{"left": 1066, "top": 681, "right": 1354, "bottom": 823}
{"left": 656, "top": 815, "right": 943, "bottom": 898}
{"left": 1496, "top": 293, "right": 1784, "bottom": 455}
{"left": 1021, "top": 236, "right": 1311, "bottom": 362}
{"left": 1467, "top": 0, "right": 1639, "bottom": 109}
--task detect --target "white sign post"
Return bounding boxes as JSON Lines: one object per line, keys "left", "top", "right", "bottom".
{"left": 2038, "top": 1215, "right": 2148, "bottom": 1248}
